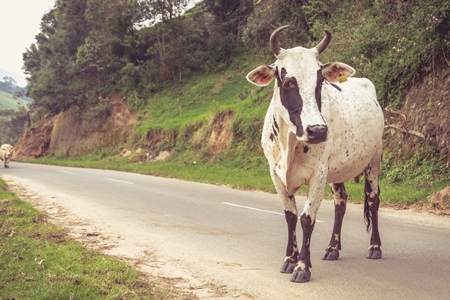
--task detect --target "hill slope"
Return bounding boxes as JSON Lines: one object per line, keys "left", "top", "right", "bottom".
{"left": 0, "top": 90, "right": 29, "bottom": 111}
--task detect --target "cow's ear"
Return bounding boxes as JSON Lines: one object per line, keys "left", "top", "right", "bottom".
{"left": 321, "top": 62, "right": 355, "bottom": 83}
{"left": 246, "top": 65, "right": 276, "bottom": 87}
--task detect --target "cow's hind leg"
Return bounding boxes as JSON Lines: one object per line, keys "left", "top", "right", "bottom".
{"left": 364, "top": 150, "right": 382, "bottom": 259}
{"left": 322, "top": 183, "right": 347, "bottom": 260}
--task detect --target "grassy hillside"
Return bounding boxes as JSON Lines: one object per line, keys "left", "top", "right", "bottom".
{"left": 14, "top": 0, "right": 450, "bottom": 209}
{"left": 23, "top": 56, "right": 450, "bottom": 208}
{"left": 0, "top": 90, "right": 29, "bottom": 111}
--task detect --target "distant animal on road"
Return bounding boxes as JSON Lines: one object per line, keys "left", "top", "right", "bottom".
{"left": 1, "top": 144, "right": 14, "bottom": 168}
{"left": 246, "top": 25, "right": 384, "bottom": 283}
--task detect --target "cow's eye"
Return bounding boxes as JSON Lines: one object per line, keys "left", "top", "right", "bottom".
{"left": 283, "top": 78, "right": 296, "bottom": 89}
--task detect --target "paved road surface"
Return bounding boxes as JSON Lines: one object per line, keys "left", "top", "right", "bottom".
{"left": 1, "top": 162, "right": 450, "bottom": 299}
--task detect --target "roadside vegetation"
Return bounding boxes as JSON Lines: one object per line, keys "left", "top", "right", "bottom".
{"left": 0, "top": 178, "right": 178, "bottom": 299}
{"left": 4, "top": 0, "right": 450, "bottom": 206}
{"left": 21, "top": 55, "right": 450, "bottom": 206}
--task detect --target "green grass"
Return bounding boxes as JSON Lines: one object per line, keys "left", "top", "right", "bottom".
{"left": 0, "top": 178, "right": 171, "bottom": 299}
{"left": 0, "top": 90, "right": 29, "bottom": 111}
{"left": 136, "top": 56, "right": 271, "bottom": 134}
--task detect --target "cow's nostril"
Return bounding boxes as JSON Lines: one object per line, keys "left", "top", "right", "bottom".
{"left": 306, "top": 125, "right": 327, "bottom": 143}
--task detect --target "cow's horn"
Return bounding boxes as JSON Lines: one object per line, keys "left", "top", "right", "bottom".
{"left": 315, "top": 30, "right": 332, "bottom": 54}
{"left": 270, "top": 25, "right": 289, "bottom": 56}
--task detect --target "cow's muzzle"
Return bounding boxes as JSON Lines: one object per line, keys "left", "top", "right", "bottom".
{"left": 306, "top": 125, "right": 328, "bottom": 144}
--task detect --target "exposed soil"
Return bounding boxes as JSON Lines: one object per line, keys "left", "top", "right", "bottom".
{"left": 14, "top": 95, "right": 137, "bottom": 159}
{"left": 410, "top": 186, "right": 450, "bottom": 216}
{"left": 383, "top": 65, "right": 450, "bottom": 166}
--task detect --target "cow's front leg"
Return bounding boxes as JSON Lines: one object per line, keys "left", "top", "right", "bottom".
{"left": 280, "top": 206, "right": 299, "bottom": 274}
{"left": 290, "top": 171, "right": 326, "bottom": 283}
{"left": 290, "top": 213, "right": 315, "bottom": 282}
{"left": 322, "top": 183, "right": 347, "bottom": 260}
{"left": 271, "top": 171, "right": 300, "bottom": 274}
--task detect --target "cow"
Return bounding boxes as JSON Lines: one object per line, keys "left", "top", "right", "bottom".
{"left": 1, "top": 144, "right": 14, "bottom": 168}
{"left": 246, "top": 25, "right": 384, "bottom": 283}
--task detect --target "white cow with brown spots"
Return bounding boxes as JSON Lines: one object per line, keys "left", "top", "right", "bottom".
{"left": 246, "top": 25, "right": 384, "bottom": 283}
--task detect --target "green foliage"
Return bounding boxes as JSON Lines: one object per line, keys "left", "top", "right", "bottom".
{"left": 383, "top": 145, "right": 450, "bottom": 186}
{"left": 0, "top": 90, "right": 29, "bottom": 111}
{"left": 0, "top": 77, "right": 30, "bottom": 100}
{"left": 302, "top": 0, "right": 450, "bottom": 107}
{"left": 23, "top": 0, "right": 257, "bottom": 116}
{"left": 24, "top": 0, "right": 450, "bottom": 115}
{"left": 242, "top": 0, "right": 310, "bottom": 52}
{"left": 0, "top": 89, "right": 29, "bottom": 145}
{"left": 203, "top": 0, "right": 253, "bottom": 36}
{"left": 0, "top": 106, "right": 29, "bottom": 145}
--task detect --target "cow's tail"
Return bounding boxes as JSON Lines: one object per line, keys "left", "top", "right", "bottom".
{"left": 363, "top": 176, "right": 372, "bottom": 232}
{"left": 364, "top": 199, "right": 371, "bottom": 232}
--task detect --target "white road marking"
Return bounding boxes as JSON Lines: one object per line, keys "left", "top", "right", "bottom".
{"left": 222, "top": 202, "right": 324, "bottom": 222}
{"left": 106, "top": 178, "right": 133, "bottom": 185}
{"left": 222, "top": 202, "right": 284, "bottom": 216}
{"left": 61, "top": 170, "right": 74, "bottom": 174}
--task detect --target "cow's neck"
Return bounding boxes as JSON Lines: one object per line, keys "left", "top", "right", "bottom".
{"left": 273, "top": 113, "right": 302, "bottom": 191}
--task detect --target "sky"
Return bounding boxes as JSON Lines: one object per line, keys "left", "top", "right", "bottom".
{"left": 0, "top": 0, "right": 56, "bottom": 86}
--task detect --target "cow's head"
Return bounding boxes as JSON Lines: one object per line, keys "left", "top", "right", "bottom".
{"left": 1, "top": 145, "right": 13, "bottom": 159}
{"left": 246, "top": 25, "right": 355, "bottom": 144}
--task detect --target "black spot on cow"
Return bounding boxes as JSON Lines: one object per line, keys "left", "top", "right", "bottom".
{"left": 276, "top": 68, "right": 304, "bottom": 137}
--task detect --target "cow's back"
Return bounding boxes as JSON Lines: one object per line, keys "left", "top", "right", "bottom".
{"left": 322, "top": 79, "right": 384, "bottom": 183}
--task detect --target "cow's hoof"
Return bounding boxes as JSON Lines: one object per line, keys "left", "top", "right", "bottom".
{"left": 322, "top": 250, "right": 339, "bottom": 260}
{"left": 290, "top": 269, "right": 311, "bottom": 283}
{"left": 280, "top": 261, "right": 296, "bottom": 273}
{"left": 366, "top": 248, "right": 382, "bottom": 259}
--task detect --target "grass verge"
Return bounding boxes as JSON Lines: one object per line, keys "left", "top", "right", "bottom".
{"left": 0, "top": 178, "right": 175, "bottom": 300}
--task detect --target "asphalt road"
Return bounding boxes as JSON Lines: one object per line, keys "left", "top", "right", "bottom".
{"left": 1, "top": 162, "right": 450, "bottom": 299}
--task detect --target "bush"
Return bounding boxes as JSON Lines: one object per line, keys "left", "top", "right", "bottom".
{"left": 383, "top": 145, "right": 450, "bottom": 186}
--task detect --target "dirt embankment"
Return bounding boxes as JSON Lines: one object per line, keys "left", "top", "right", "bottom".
{"left": 14, "top": 95, "right": 137, "bottom": 159}
{"left": 384, "top": 65, "right": 450, "bottom": 166}
{"left": 14, "top": 94, "right": 236, "bottom": 164}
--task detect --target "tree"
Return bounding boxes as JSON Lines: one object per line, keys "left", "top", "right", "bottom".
{"left": 0, "top": 77, "right": 18, "bottom": 94}
{"left": 0, "top": 107, "right": 29, "bottom": 145}
{"left": 140, "top": 0, "right": 190, "bottom": 81}
{"left": 203, "top": 0, "right": 253, "bottom": 38}
{"left": 23, "top": 0, "right": 92, "bottom": 115}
